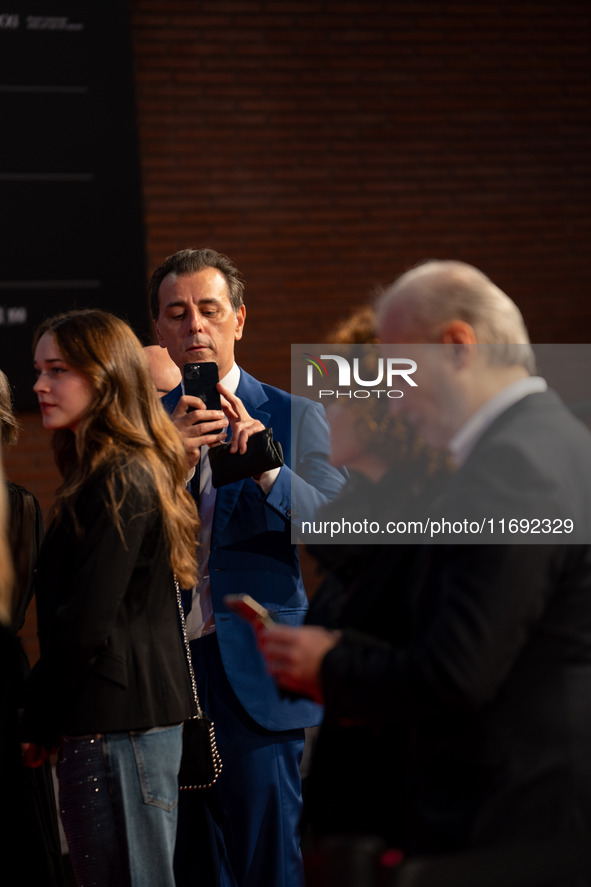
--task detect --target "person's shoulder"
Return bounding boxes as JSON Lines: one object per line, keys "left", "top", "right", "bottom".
{"left": 7, "top": 481, "right": 41, "bottom": 511}
{"left": 6, "top": 481, "right": 43, "bottom": 553}
{"left": 83, "top": 456, "right": 157, "bottom": 510}
{"left": 161, "top": 382, "right": 182, "bottom": 414}
{"left": 487, "top": 388, "right": 591, "bottom": 453}
{"left": 239, "top": 368, "right": 322, "bottom": 414}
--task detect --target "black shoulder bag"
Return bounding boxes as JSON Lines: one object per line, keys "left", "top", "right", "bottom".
{"left": 174, "top": 577, "right": 223, "bottom": 790}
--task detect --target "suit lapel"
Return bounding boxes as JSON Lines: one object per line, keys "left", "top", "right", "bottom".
{"left": 233, "top": 369, "right": 271, "bottom": 429}
{"left": 461, "top": 389, "right": 555, "bottom": 470}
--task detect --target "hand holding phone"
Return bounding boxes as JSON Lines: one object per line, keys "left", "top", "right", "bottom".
{"left": 182, "top": 362, "right": 222, "bottom": 415}
{"left": 224, "top": 594, "right": 275, "bottom": 630}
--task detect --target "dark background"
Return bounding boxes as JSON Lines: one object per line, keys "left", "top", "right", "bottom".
{"left": 0, "top": 1, "right": 147, "bottom": 409}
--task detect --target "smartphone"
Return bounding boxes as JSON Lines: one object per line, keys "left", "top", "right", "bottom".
{"left": 224, "top": 593, "right": 275, "bottom": 629}
{"left": 182, "top": 361, "right": 221, "bottom": 416}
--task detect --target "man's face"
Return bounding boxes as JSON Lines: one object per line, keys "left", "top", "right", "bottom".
{"left": 156, "top": 267, "right": 245, "bottom": 378}
{"left": 379, "top": 300, "right": 457, "bottom": 447}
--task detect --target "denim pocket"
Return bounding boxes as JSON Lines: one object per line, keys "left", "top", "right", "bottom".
{"left": 130, "top": 725, "right": 183, "bottom": 811}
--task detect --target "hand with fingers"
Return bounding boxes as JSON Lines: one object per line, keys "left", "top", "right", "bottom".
{"left": 170, "top": 393, "right": 229, "bottom": 469}
{"left": 256, "top": 624, "right": 342, "bottom": 703}
{"left": 218, "top": 382, "right": 266, "bottom": 455}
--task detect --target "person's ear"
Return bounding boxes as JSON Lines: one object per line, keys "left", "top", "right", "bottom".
{"left": 440, "top": 320, "right": 477, "bottom": 368}
{"left": 441, "top": 320, "right": 477, "bottom": 345}
{"left": 234, "top": 305, "right": 246, "bottom": 342}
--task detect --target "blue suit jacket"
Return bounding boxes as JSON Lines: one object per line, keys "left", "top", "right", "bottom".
{"left": 163, "top": 367, "right": 346, "bottom": 730}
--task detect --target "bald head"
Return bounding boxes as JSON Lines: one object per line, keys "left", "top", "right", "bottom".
{"left": 144, "top": 345, "right": 182, "bottom": 396}
{"left": 374, "top": 261, "right": 538, "bottom": 446}
{"left": 377, "top": 260, "right": 535, "bottom": 372}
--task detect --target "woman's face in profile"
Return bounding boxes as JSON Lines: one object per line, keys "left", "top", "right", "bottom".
{"left": 33, "top": 332, "right": 94, "bottom": 433}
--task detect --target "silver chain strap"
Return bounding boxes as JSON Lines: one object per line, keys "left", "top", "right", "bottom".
{"left": 174, "top": 576, "right": 203, "bottom": 718}
{"left": 174, "top": 576, "right": 223, "bottom": 790}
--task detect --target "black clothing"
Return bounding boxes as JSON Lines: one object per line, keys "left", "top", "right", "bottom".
{"left": 302, "top": 467, "right": 443, "bottom": 847}
{"left": 22, "top": 464, "right": 195, "bottom": 749}
{"left": 2, "top": 482, "right": 65, "bottom": 885}
{"left": 7, "top": 481, "right": 43, "bottom": 633}
{"left": 321, "top": 391, "right": 591, "bottom": 857}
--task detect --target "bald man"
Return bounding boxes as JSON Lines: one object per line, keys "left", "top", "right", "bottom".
{"left": 260, "top": 261, "right": 591, "bottom": 864}
{"left": 144, "top": 344, "right": 181, "bottom": 396}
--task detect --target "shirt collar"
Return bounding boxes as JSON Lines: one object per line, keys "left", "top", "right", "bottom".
{"left": 449, "top": 376, "right": 548, "bottom": 467}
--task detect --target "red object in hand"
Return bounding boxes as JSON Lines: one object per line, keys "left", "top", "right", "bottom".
{"left": 381, "top": 848, "right": 405, "bottom": 868}
{"left": 21, "top": 742, "right": 50, "bottom": 768}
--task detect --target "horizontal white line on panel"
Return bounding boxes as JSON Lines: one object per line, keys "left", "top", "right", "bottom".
{"left": 0, "top": 85, "right": 87, "bottom": 93}
{"left": 0, "top": 173, "right": 94, "bottom": 181}
{"left": 0, "top": 280, "right": 101, "bottom": 289}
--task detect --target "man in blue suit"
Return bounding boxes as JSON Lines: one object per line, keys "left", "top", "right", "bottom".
{"left": 149, "top": 248, "right": 345, "bottom": 887}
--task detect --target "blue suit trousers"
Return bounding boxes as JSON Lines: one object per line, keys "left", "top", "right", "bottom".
{"left": 174, "top": 633, "right": 305, "bottom": 887}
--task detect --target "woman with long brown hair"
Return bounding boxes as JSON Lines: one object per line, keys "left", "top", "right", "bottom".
{"left": 21, "top": 308, "right": 200, "bottom": 887}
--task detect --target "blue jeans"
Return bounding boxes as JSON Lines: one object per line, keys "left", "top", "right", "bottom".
{"left": 57, "top": 726, "right": 182, "bottom": 887}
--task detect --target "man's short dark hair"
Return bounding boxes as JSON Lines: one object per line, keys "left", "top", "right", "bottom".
{"left": 149, "top": 248, "right": 245, "bottom": 319}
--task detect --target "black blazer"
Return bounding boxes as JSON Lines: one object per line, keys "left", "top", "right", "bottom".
{"left": 22, "top": 464, "right": 195, "bottom": 749}
{"left": 321, "top": 391, "right": 591, "bottom": 853}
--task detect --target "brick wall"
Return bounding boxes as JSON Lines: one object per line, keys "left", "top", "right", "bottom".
{"left": 130, "top": 0, "right": 591, "bottom": 377}
{"left": 7, "top": 0, "right": 591, "bottom": 660}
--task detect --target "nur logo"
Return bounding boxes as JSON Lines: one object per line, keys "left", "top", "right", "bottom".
{"left": 303, "top": 352, "right": 418, "bottom": 399}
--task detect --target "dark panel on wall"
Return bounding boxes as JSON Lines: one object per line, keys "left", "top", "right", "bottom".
{"left": 0, "top": 1, "right": 147, "bottom": 409}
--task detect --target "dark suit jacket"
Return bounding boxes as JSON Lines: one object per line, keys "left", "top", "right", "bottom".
{"left": 163, "top": 367, "right": 346, "bottom": 730}
{"left": 321, "top": 390, "right": 591, "bottom": 853}
{"left": 302, "top": 470, "right": 424, "bottom": 847}
{"left": 22, "top": 464, "right": 195, "bottom": 749}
